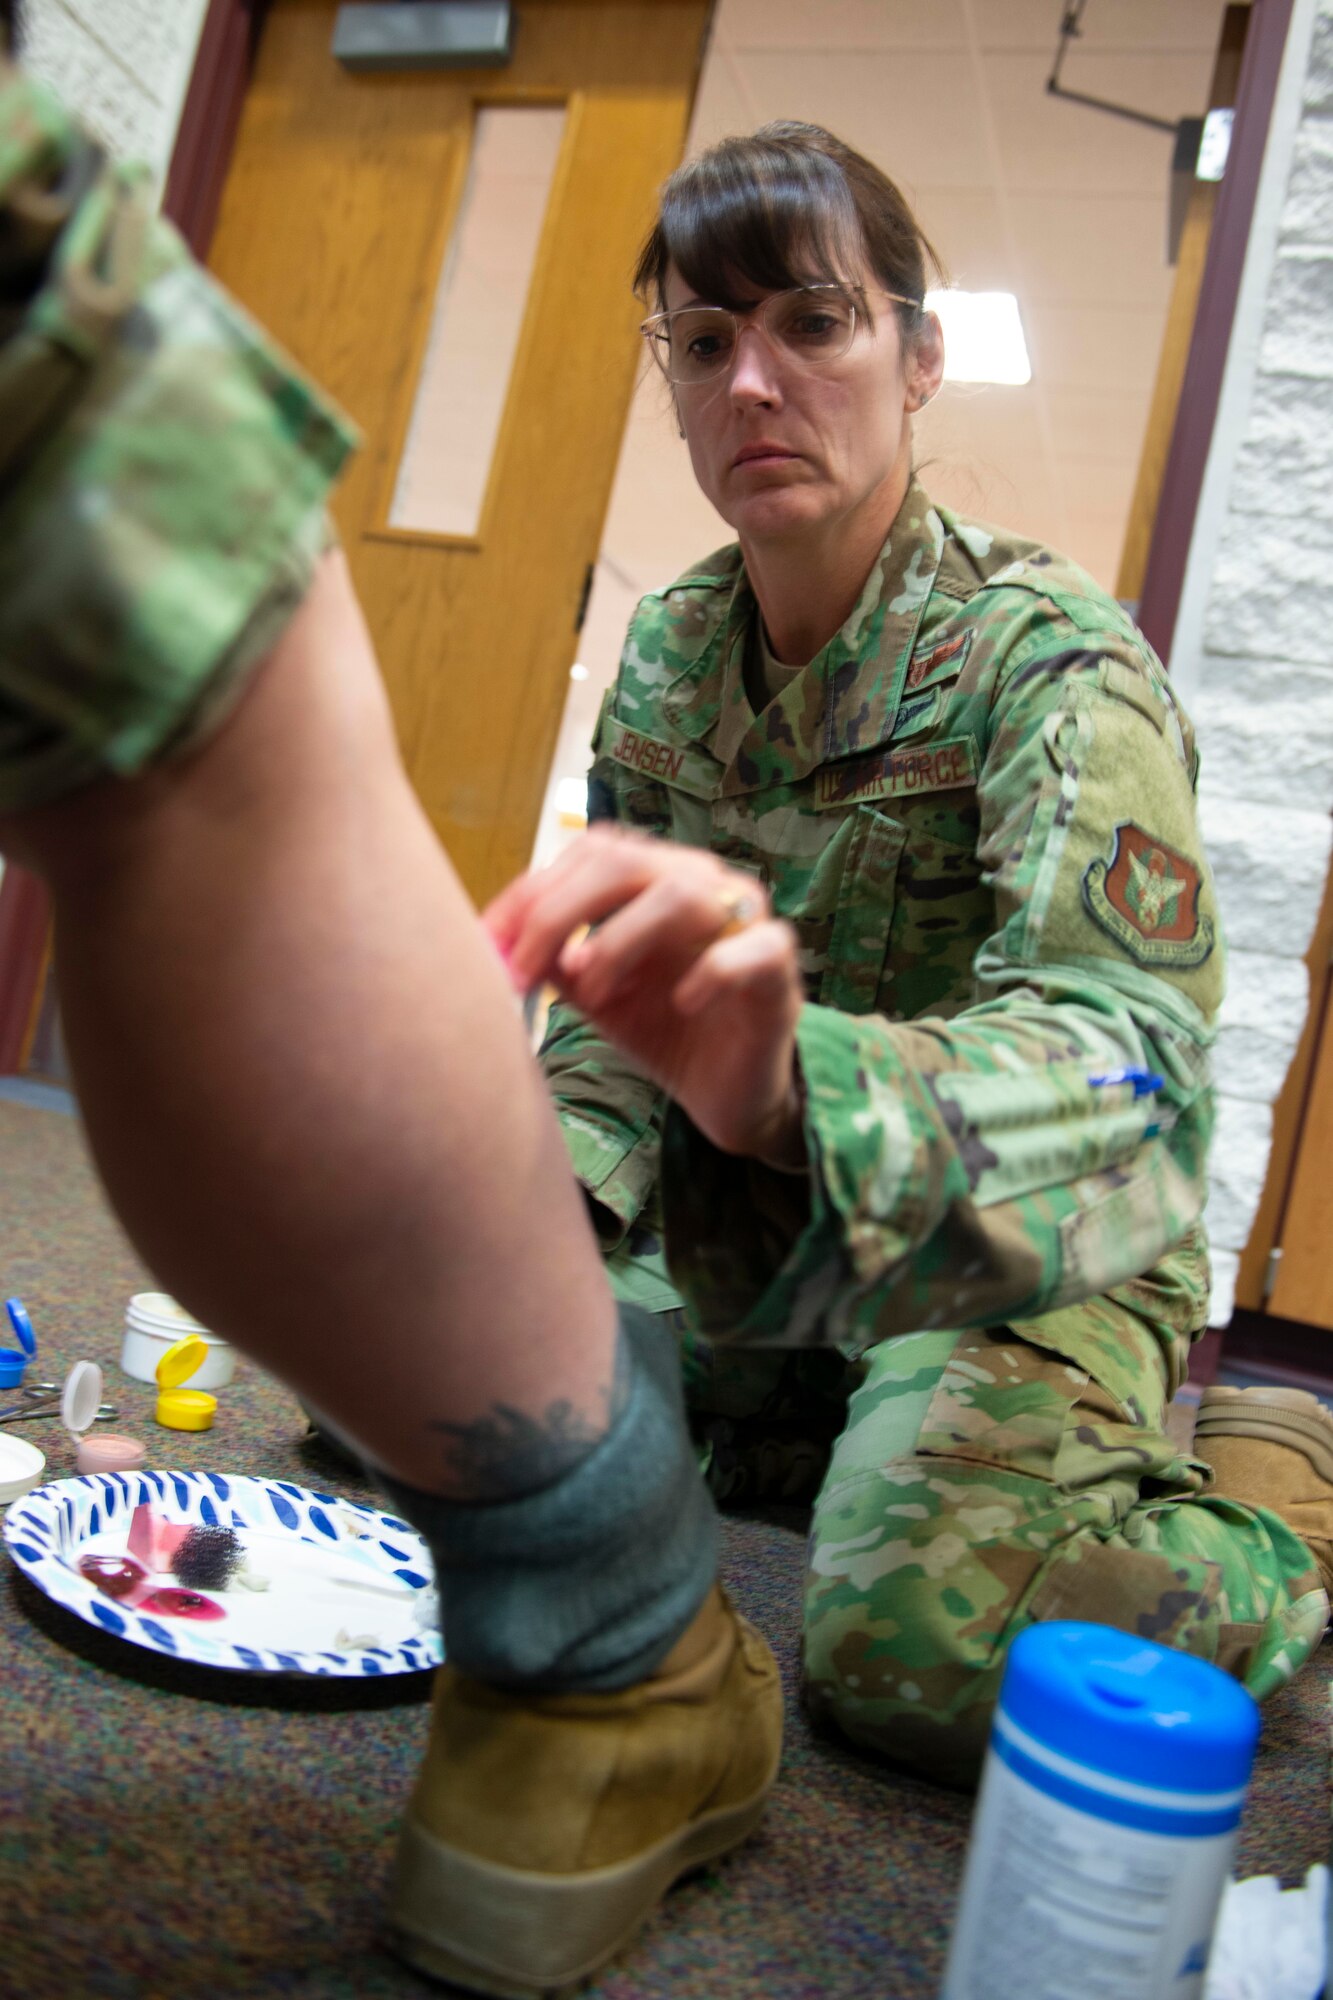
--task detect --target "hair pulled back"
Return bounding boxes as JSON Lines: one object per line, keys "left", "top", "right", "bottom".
{"left": 634, "top": 122, "right": 943, "bottom": 342}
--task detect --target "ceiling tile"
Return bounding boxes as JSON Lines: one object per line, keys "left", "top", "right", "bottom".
{"left": 915, "top": 384, "right": 1060, "bottom": 532}
{"left": 1006, "top": 191, "right": 1176, "bottom": 307}
{"left": 685, "top": 46, "right": 755, "bottom": 150}
{"left": 982, "top": 48, "right": 1219, "bottom": 194}
{"left": 717, "top": 0, "right": 970, "bottom": 53}
{"left": 1042, "top": 383, "right": 1155, "bottom": 464}
{"left": 974, "top": 0, "right": 1229, "bottom": 54}
{"left": 735, "top": 50, "right": 994, "bottom": 186}
{"left": 1024, "top": 299, "right": 1166, "bottom": 388}
{"left": 908, "top": 186, "right": 1017, "bottom": 292}
{"left": 1051, "top": 453, "right": 1138, "bottom": 526}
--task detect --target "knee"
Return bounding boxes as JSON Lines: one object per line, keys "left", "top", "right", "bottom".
{"left": 799, "top": 1463, "right": 1053, "bottom": 1786}
{"left": 800, "top": 1566, "right": 1005, "bottom": 1787}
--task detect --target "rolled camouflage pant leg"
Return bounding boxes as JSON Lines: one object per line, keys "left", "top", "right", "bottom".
{"left": 801, "top": 1323, "right": 1329, "bottom": 1789}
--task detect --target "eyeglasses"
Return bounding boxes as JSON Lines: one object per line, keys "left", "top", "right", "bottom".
{"left": 641, "top": 284, "right": 921, "bottom": 388}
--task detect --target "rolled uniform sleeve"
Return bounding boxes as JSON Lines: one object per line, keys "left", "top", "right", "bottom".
{"left": 663, "top": 641, "right": 1223, "bottom": 1349}
{"left": 541, "top": 687, "right": 669, "bottom": 1253}
{"left": 541, "top": 997, "right": 665, "bottom": 1248}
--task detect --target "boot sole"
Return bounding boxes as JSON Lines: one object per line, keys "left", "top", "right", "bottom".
{"left": 384, "top": 1758, "right": 779, "bottom": 1999}
{"left": 1196, "top": 1387, "right": 1333, "bottom": 1482}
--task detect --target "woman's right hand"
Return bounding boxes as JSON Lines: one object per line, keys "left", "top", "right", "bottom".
{"left": 485, "top": 825, "right": 807, "bottom": 1166}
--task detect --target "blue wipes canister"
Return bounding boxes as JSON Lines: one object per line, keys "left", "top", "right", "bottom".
{"left": 941, "top": 1621, "right": 1260, "bottom": 2000}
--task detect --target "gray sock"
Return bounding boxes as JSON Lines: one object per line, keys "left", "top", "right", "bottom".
{"left": 375, "top": 1303, "right": 719, "bottom": 1692}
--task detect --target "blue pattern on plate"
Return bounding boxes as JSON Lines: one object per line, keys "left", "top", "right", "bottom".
{"left": 2, "top": 1470, "right": 441, "bottom": 1682}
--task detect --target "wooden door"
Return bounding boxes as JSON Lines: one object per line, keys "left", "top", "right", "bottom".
{"left": 206, "top": 0, "right": 708, "bottom": 905}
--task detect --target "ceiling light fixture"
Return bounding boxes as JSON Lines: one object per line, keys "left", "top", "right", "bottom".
{"left": 926, "top": 290, "right": 1032, "bottom": 387}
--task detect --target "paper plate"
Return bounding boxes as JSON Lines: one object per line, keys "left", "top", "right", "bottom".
{"left": 0, "top": 1433, "right": 45, "bottom": 1506}
{"left": 4, "top": 1469, "right": 443, "bottom": 1678}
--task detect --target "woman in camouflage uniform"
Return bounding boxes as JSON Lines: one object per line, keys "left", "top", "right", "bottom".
{"left": 492, "top": 122, "right": 1333, "bottom": 1781}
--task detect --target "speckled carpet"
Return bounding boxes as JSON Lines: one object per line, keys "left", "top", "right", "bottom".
{"left": 1, "top": 1092, "right": 1330, "bottom": 1999}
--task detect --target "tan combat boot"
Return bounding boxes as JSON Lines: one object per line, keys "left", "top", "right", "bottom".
{"left": 386, "top": 1585, "right": 783, "bottom": 1997}
{"left": 1194, "top": 1385, "right": 1333, "bottom": 1596}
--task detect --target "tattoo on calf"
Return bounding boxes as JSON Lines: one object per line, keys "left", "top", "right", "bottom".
{"left": 430, "top": 1326, "right": 631, "bottom": 1501}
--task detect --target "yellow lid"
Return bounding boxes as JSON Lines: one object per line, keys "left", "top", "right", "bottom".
{"left": 156, "top": 1332, "right": 207, "bottom": 1390}
{"left": 155, "top": 1385, "right": 217, "bottom": 1432}
{"left": 154, "top": 1335, "right": 216, "bottom": 1430}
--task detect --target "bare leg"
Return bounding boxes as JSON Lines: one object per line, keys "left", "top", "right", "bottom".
{"left": 0, "top": 550, "right": 618, "bottom": 1498}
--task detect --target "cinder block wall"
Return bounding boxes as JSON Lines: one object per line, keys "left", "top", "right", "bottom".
{"left": 23, "top": 0, "right": 208, "bottom": 183}
{"left": 1177, "top": 0, "right": 1333, "bottom": 1324}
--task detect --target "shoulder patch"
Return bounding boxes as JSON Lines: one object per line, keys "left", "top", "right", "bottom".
{"left": 1083, "top": 823, "right": 1214, "bottom": 967}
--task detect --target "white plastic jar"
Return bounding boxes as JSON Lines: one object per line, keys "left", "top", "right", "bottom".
{"left": 119, "top": 1292, "right": 235, "bottom": 1390}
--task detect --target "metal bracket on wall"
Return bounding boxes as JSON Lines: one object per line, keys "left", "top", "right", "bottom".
{"left": 333, "top": 2, "right": 513, "bottom": 70}
{"left": 1264, "top": 1246, "right": 1284, "bottom": 1302}
{"left": 1046, "top": 0, "right": 1178, "bottom": 134}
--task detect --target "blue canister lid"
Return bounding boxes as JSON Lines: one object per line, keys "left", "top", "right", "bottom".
{"left": 1000, "top": 1621, "right": 1259, "bottom": 1796}
{"left": 0, "top": 1348, "right": 28, "bottom": 1386}
{"left": 4, "top": 1299, "right": 35, "bottom": 1357}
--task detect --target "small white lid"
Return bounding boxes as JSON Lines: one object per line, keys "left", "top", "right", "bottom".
{"left": 0, "top": 1433, "right": 45, "bottom": 1505}
{"left": 61, "top": 1360, "right": 103, "bottom": 1437}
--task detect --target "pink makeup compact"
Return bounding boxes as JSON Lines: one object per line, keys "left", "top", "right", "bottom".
{"left": 76, "top": 1431, "right": 148, "bottom": 1475}
{"left": 61, "top": 1362, "right": 147, "bottom": 1474}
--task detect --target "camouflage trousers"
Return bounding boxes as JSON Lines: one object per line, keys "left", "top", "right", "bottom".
{"left": 674, "top": 1306, "right": 1329, "bottom": 1789}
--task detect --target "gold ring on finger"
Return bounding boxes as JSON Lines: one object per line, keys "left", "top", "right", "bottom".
{"left": 715, "top": 886, "right": 763, "bottom": 938}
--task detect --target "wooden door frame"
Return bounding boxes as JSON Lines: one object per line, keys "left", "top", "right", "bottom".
{"left": 1137, "top": 0, "right": 1296, "bottom": 664}
{"left": 163, "top": 0, "right": 270, "bottom": 260}
{"left": 0, "top": 0, "right": 264, "bottom": 1072}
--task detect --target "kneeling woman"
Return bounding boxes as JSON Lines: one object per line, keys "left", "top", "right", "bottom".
{"left": 491, "top": 120, "right": 1328, "bottom": 1783}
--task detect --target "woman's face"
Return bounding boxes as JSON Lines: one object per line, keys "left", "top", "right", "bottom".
{"left": 664, "top": 260, "right": 940, "bottom": 550}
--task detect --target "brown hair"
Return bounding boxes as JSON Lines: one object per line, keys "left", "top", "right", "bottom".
{"left": 634, "top": 122, "right": 943, "bottom": 341}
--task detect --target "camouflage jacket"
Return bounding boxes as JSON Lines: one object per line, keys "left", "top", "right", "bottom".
{"left": 541, "top": 481, "right": 1222, "bottom": 1386}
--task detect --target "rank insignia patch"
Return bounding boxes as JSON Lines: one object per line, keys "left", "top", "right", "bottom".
{"left": 1083, "top": 822, "right": 1214, "bottom": 967}
{"left": 905, "top": 629, "right": 972, "bottom": 693}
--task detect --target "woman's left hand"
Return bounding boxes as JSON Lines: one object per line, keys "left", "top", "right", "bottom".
{"left": 484, "top": 825, "right": 806, "bottom": 1165}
